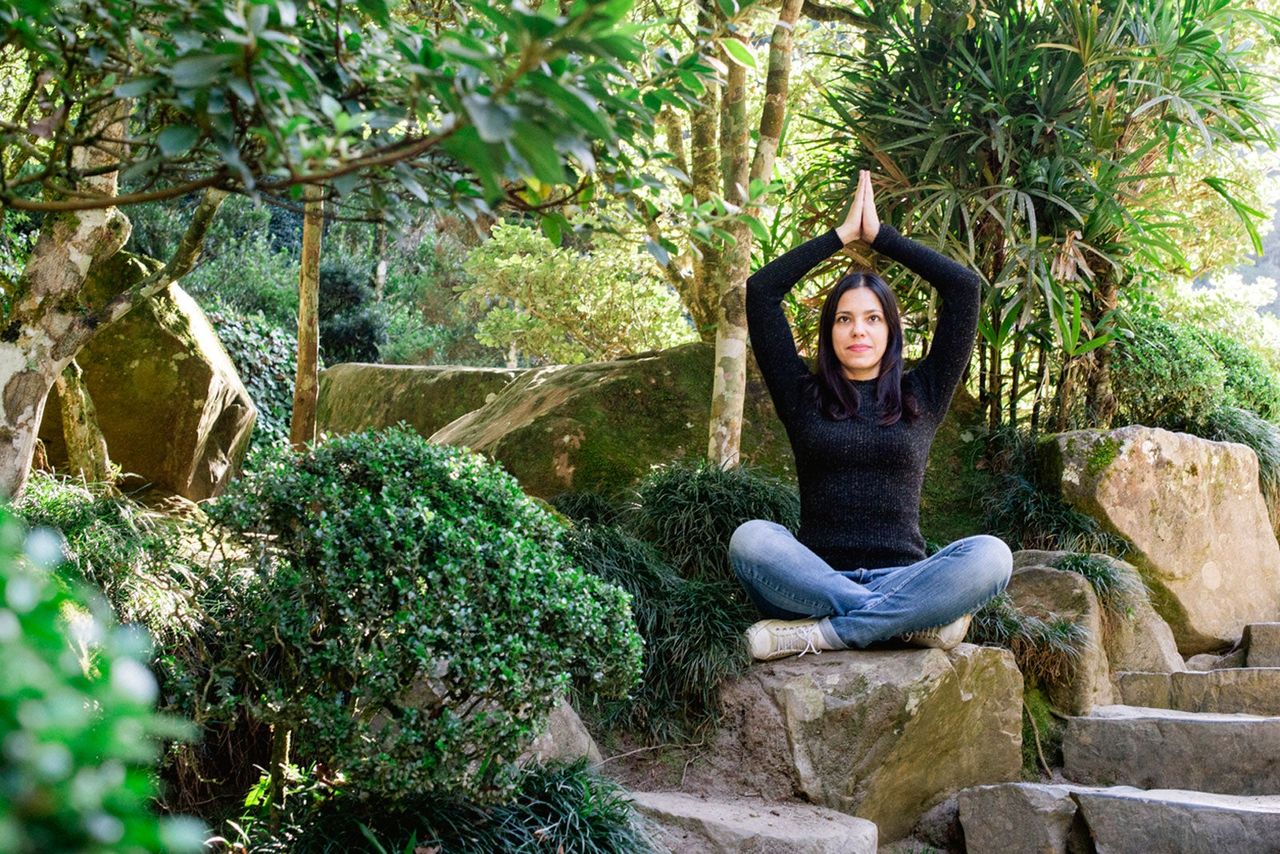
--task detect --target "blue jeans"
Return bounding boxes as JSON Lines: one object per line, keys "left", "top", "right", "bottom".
{"left": 729, "top": 519, "right": 1013, "bottom": 649}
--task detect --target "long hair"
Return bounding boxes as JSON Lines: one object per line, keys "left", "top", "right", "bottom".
{"left": 810, "top": 271, "right": 920, "bottom": 425}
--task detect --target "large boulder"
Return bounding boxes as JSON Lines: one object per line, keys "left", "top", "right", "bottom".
{"left": 678, "top": 645, "right": 1022, "bottom": 843}
{"left": 316, "top": 363, "right": 523, "bottom": 439}
{"left": 39, "top": 259, "right": 255, "bottom": 501}
{"left": 429, "top": 342, "right": 795, "bottom": 498}
{"left": 1006, "top": 565, "right": 1113, "bottom": 714}
{"left": 1010, "top": 551, "right": 1182, "bottom": 686}
{"left": 1040, "top": 426, "right": 1280, "bottom": 654}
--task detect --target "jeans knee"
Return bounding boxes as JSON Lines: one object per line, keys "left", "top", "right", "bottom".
{"left": 729, "top": 519, "right": 776, "bottom": 566}
{"left": 970, "top": 534, "right": 1013, "bottom": 593}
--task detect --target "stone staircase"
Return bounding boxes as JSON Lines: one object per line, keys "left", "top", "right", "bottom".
{"left": 960, "top": 622, "right": 1280, "bottom": 853}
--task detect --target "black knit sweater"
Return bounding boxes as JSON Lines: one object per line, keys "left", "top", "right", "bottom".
{"left": 745, "top": 224, "right": 981, "bottom": 570}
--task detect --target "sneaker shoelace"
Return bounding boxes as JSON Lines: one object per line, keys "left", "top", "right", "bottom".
{"left": 777, "top": 624, "right": 822, "bottom": 657}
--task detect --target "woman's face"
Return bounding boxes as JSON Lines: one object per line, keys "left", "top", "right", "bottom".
{"left": 832, "top": 287, "right": 889, "bottom": 380}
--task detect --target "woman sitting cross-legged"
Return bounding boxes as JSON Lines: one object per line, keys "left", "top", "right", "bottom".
{"left": 731, "top": 168, "right": 1012, "bottom": 661}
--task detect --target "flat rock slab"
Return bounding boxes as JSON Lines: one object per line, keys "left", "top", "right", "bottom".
{"left": 628, "top": 791, "right": 876, "bottom": 854}
{"left": 1248, "top": 623, "right": 1280, "bottom": 667}
{"left": 960, "top": 783, "right": 1280, "bottom": 854}
{"left": 1064, "top": 704, "right": 1280, "bottom": 795}
{"left": 685, "top": 644, "right": 1022, "bottom": 843}
{"left": 1117, "top": 669, "right": 1280, "bottom": 715}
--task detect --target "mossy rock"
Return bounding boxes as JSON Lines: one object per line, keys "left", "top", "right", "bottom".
{"left": 317, "top": 363, "right": 524, "bottom": 439}
{"left": 429, "top": 342, "right": 794, "bottom": 499}
{"left": 40, "top": 264, "right": 256, "bottom": 502}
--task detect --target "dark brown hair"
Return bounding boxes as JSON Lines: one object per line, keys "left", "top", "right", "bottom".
{"left": 810, "top": 271, "right": 919, "bottom": 425}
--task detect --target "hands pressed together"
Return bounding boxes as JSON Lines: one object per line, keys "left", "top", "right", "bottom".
{"left": 835, "top": 169, "right": 880, "bottom": 246}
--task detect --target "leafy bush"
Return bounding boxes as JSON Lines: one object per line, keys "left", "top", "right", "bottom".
{"left": 628, "top": 458, "right": 801, "bottom": 582}
{"left": 206, "top": 427, "right": 642, "bottom": 801}
{"left": 1198, "top": 329, "right": 1280, "bottom": 421}
{"left": 1109, "top": 313, "right": 1227, "bottom": 429}
{"left": 564, "top": 523, "right": 753, "bottom": 739}
{"left": 0, "top": 507, "right": 205, "bottom": 853}
{"left": 205, "top": 302, "right": 297, "bottom": 453}
{"left": 459, "top": 221, "right": 696, "bottom": 365}
{"left": 982, "top": 427, "right": 1132, "bottom": 555}
{"left": 240, "top": 760, "right": 655, "bottom": 854}
{"left": 318, "top": 260, "right": 387, "bottom": 364}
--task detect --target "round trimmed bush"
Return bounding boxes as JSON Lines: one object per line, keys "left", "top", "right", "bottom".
{"left": 206, "top": 428, "right": 642, "bottom": 801}
{"left": 1109, "top": 313, "right": 1227, "bottom": 428}
{"left": 1197, "top": 329, "right": 1280, "bottom": 421}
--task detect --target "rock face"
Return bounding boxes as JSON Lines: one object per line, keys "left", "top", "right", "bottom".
{"left": 1117, "top": 669, "right": 1280, "bottom": 716}
{"left": 629, "top": 792, "right": 877, "bottom": 854}
{"left": 1246, "top": 623, "right": 1280, "bottom": 667}
{"left": 1009, "top": 551, "right": 1183, "bottom": 697}
{"left": 960, "top": 783, "right": 1280, "bottom": 854}
{"left": 317, "top": 363, "right": 523, "bottom": 439}
{"left": 683, "top": 645, "right": 1022, "bottom": 843}
{"left": 522, "top": 699, "right": 603, "bottom": 765}
{"left": 429, "top": 342, "right": 795, "bottom": 498}
{"left": 39, "top": 270, "right": 256, "bottom": 501}
{"left": 1006, "top": 566, "right": 1113, "bottom": 714}
{"left": 1041, "top": 426, "right": 1280, "bottom": 654}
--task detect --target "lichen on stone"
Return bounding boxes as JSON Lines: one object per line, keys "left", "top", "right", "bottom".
{"left": 1084, "top": 436, "right": 1122, "bottom": 478}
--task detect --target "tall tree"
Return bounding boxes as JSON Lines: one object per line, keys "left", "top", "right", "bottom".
{"left": 706, "top": 0, "right": 806, "bottom": 466}
{"left": 0, "top": 0, "right": 713, "bottom": 496}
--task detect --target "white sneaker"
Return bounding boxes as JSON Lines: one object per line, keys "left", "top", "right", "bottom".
{"left": 898, "top": 613, "right": 972, "bottom": 651}
{"left": 746, "top": 618, "right": 838, "bottom": 661}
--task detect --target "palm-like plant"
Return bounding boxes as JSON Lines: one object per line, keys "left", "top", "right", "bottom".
{"left": 803, "top": 0, "right": 1278, "bottom": 431}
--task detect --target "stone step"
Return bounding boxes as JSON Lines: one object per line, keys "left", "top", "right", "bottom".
{"left": 1117, "top": 668, "right": 1280, "bottom": 715}
{"left": 959, "top": 782, "right": 1280, "bottom": 854}
{"left": 628, "top": 791, "right": 877, "bottom": 854}
{"left": 1064, "top": 705, "right": 1280, "bottom": 795}
{"left": 1247, "top": 623, "right": 1280, "bottom": 667}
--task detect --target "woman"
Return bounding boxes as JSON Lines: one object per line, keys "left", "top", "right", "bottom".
{"left": 731, "top": 169, "right": 1012, "bottom": 661}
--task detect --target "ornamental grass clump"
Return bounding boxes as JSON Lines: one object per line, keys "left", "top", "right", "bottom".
{"left": 628, "top": 458, "right": 800, "bottom": 582}
{"left": 563, "top": 523, "right": 753, "bottom": 739}
{"left": 206, "top": 427, "right": 643, "bottom": 802}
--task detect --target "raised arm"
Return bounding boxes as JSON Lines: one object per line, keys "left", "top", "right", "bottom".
{"left": 746, "top": 229, "right": 845, "bottom": 422}
{"left": 870, "top": 224, "right": 981, "bottom": 416}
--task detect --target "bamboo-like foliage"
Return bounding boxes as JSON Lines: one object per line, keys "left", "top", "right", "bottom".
{"left": 805, "top": 0, "right": 1278, "bottom": 431}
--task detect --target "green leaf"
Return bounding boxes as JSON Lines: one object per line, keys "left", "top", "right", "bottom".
{"left": 720, "top": 38, "right": 756, "bottom": 70}
{"left": 168, "top": 54, "right": 233, "bottom": 88}
{"left": 114, "top": 76, "right": 161, "bottom": 98}
{"left": 540, "top": 213, "right": 564, "bottom": 244}
{"left": 156, "top": 125, "right": 199, "bottom": 156}
{"left": 511, "top": 122, "right": 568, "bottom": 186}
{"left": 462, "top": 95, "right": 514, "bottom": 143}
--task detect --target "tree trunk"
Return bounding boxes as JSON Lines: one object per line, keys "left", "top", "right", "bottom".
{"left": 291, "top": 184, "right": 325, "bottom": 450}
{"left": 707, "top": 0, "right": 805, "bottom": 467}
{"left": 1085, "top": 273, "right": 1118, "bottom": 428}
{"left": 56, "top": 359, "right": 113, "bottom": 484}
{"left": 373, "top": 221, "right": 388, "bottom": 301}
{"left": 1008, "top": 333, "right": 1023, "bottom": 430}
{"left": 658, "top": 107, "right": 690, "bottom": 180}
{"left": 1030, "top": 341, "right": 1047, "bottom": 434}
{"left": 687, "top": 12, "right": 722, "bottom": 344}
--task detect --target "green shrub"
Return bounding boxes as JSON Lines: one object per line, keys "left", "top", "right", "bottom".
{"left": 1180, "top": 405, "right": 1280, "bottom": 534}
{"left": 0, "top": 507, "right": 205, "bottom": 853}
{"left": 204, "top": 303, "right": 297, "bottom": 454}
{"left": 239, "top": 760, "right": 655, "bottom": 854}
{"left": 319, "top": 260, "right": 387, "bottom": 364}
{"left": 564, "top": 523, "right": 754, "bottom": 740}
{"left": 206, "top": 427, "right": 643, "bottom": 801}
{"left": 981, "top": 427, "right": 1131, "bottom": 555}
{"left": 1109, "top": 313, "right": 1227, "bottom": 429}
{"left": 628, "top": 458, "right": 801, "bottom": 582}
{"left": 1198, "top": 329, "right": 1280, "bottom": 421}
{"left": 12, "top": 473, "right": 203, "bottom": 645}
